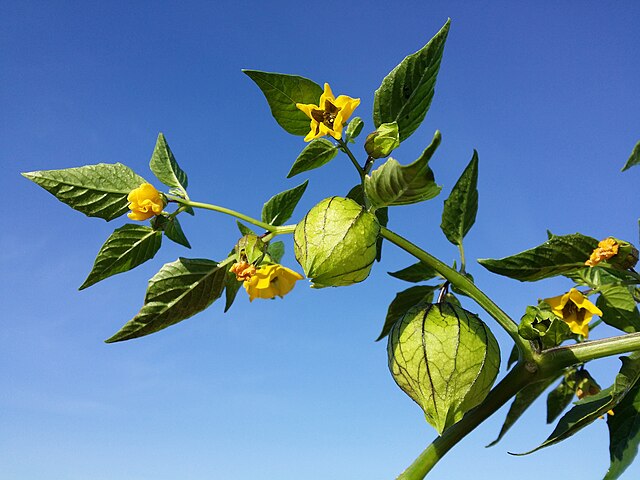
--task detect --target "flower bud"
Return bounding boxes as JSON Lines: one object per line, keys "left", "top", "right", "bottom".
{"left": 388, "top": 302, "right": 500, "bottom": 434}
{"left": 294, "top": 196, "right": 380, "bottom": 288}
{"left": 364, "top": 121, "right": 400, "bottom": 159}
{"left": 236, "top": 234, "right": 267, "bottom": 265}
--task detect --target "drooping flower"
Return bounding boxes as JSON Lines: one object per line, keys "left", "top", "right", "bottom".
{"left": 127, "top": 183, "right": 164, "bottom": 221}
{"left": 296, "top": 83, "right": 360, "bottom": 142}
{"left": 585, "top": 237, "right": 619, "bottom": 267}
{"left": 543, "top": 288, "right": 602, "bottom": 338}
{"left": 243, "top": 264, "right": 304, "bottom": 302}
{"left": 230, "top": 261, "right": 257, "bottom": 282}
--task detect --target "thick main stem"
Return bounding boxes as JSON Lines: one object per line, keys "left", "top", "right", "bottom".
{"left": 539, "top": 332, "right": 640, "bottom": 375}
{"left": 396, "top": 363, "right": 533, "bottom": 480}
{"left": 380, "top": 227, "right": 527, "bottom": 355}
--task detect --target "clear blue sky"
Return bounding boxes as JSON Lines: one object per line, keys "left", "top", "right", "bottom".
{"left": 2, "top": 1, "right": 639, "bottom": 479}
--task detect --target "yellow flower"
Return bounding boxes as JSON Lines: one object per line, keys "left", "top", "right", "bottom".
{"left": 127, "top": 183, "right": 164, "bottom": 221}
{"left": 243, "top": 264, "right": 304, "bottom": 302}
{"left": 543, "top": 288, "right": 602, "bottom": 338}
{"left": 296, "top": 83, "right": 360, "bottom": 142}
{"left": 585, "top": 237, "right": 619, "bottom": 267}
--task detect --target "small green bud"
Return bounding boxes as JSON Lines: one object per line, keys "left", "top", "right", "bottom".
{"left": 614, "top": 239, "right": 639, "bottom": 270}
{"left": 388, "top": 302, "right": 500, "bottom": 434}
{"left": 294, "top": 197, "right": 380, "bottom": 288}
{"left": 364, "top": 121, "right": 400, "bottom": 159}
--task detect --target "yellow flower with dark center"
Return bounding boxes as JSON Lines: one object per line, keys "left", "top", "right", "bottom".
{"left": 543, "top": 288, "right": 602, "bottom": 338}
{"left": 230, "top": 261, "right": 257, "bottom": 282}
{"left": 296, "top": 83, "right": 360, "bottom": 142}
{"left": 127, "top": 183, "right": 164, "bottom": 221}
{"left": 243, "top": 264, "right": 304, "bottom": 302}
{"left": 585, "top": 237, "right": 619, "bottom": 267}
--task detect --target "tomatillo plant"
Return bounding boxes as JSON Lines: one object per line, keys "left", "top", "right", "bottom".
{"left": 22, "top": 18, "right": 640, "bottom": 480}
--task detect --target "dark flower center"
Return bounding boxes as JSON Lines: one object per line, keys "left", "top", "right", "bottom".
{"left": 311, "top": 99, "right": 340, "bottom": 130}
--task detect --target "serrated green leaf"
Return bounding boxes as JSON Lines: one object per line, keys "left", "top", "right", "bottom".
{"left": 622, "top": 141, "right": 640, "bottom": 172}
{"left": 106, "top": 258, "right": 227, "bottom": 342}
{"left": 478, "top": 233, "right": 598, "bottom": 282}
{"left": 149, "top": 133, "right": 188, "bottom": 193}
{"left": 80, "top": 225, "right": 162, "bottom": 290}
{"left": 487, "top": 375, "right": 559, "bottom": 447}
{"left": 547, "top": 369, "right": 578, "bottom": 424}
{"left": 388, "top": 262, "right": 438, "bottom": 283}
{"left": 262, "top": 180, "right": 308, "bottom": 226}
{"left": 22, "top": 163, "right": 146, "bottom": 221}
{"left": 345, "top": 117, "right": 364, "bottom": 143}
{"left": 376, "top": 285, "right": 437, "bottom": 341}
{"left": 365, "top": 130, "right": 442, "bottom": 208}
{"left": 515, "top": 354, "right": 640, "bottom": 455}
{"left": 598, "top": 285, "right": 640, "bottom": 333}
{"left": 287, "top": 139, "right": 338, "bottom": 178}
{"left": 605, "top": 377, "right": 640, "bottom": 479}
{"left": 373, "top": 19, "right": 450, "bottom": 141}
{"left": 441, "top": 151, "right": 478, "bottom": 246}
{"left": 224, "top": 268, "right": 242, "bottom": 313}
{"left": 267, "top": 241, "right": 285, "bottom": 264}
{"left": 243, "top": 70, "right": 323, "bottom": 136}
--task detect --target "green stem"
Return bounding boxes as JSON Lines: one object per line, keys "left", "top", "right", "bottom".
{"left": 337, "top": 138, "right": 365, "bottom": 179}
{"left": 380, "top": 227, "right": 528, "bottom": 355}
{"left": 396, "top": 363, "right": 533, "bottom": 480}
{"left": 166, "top": 195, "right": 296, "bottom": 235}
{"left": 538, "top": 332, "right": 640, "bottom": 375}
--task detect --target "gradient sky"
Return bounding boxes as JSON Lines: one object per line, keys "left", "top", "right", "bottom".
{"left": 2, "top": 1, "right": 639, "bottom": 479}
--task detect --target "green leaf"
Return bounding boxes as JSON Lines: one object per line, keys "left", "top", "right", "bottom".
{"left": 546, "top": 369, "right": 578, "bottom": 424}
{"left": 287, "top": 139, "right": 339, "bottom": 178}
{"left": 345, "top": 117, "right": 364, "bottom": 143}
{"left": 388, "top": 261, "right": 438, "bottom": 283}
{"left": 149, "top": 133, "right": 188, "bottom": 193}
{"left": 80, "top": 224, "right": 162, "bottom": 290}
{"left": 163, "top": 216, "right": 191, "bottom": 249}
{"left": 376, "top": 285, "right": 437, "bottom": 341}
{"left": 261, "top": 180, "right": 308, "bottom": 226}
{"left": 598, "top": 284, "right": 640, "bottom": 333}
{"left": 441, "top": 151, "right": 479, "bottom": 246}
{"left": 236, "top": 221, "right": 255, "bottom": 236}
{"left": 267, "top": 241, "right": 285, "bottom": 264}
{"left": 22, "top": 163, "right": 146, "bottom": 221}
{"left": 622, "top": 141, "right": 640, "bottom": 172}
{"left": 487, "top": 375, "right": 559, "bottom": 447}
{"left": 478, "top": 233, "right": 598, "bottom": 282}
{"left": 364, "top": 130, "right": 442, "bottom": 208}
{"left": 224, "top": 268, "right": 242, "bottom": 313}
{"left": 605, "top": 377, "right": 640, "bottom": 479}
{"left": 106, "top": 258, "right": 227, "bottom": 342}
{"left": 515, "top": 354, "right": 640, "bottom": 455}
{"left": 243, "top": 70, "right": 323, "bottom": 136}
{"left": 373, "top": 19, "right": 450, "bottom": 141}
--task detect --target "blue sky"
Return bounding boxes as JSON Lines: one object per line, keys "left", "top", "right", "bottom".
{"left": 2, "top": 1, "right": 639, "bottom": 479}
